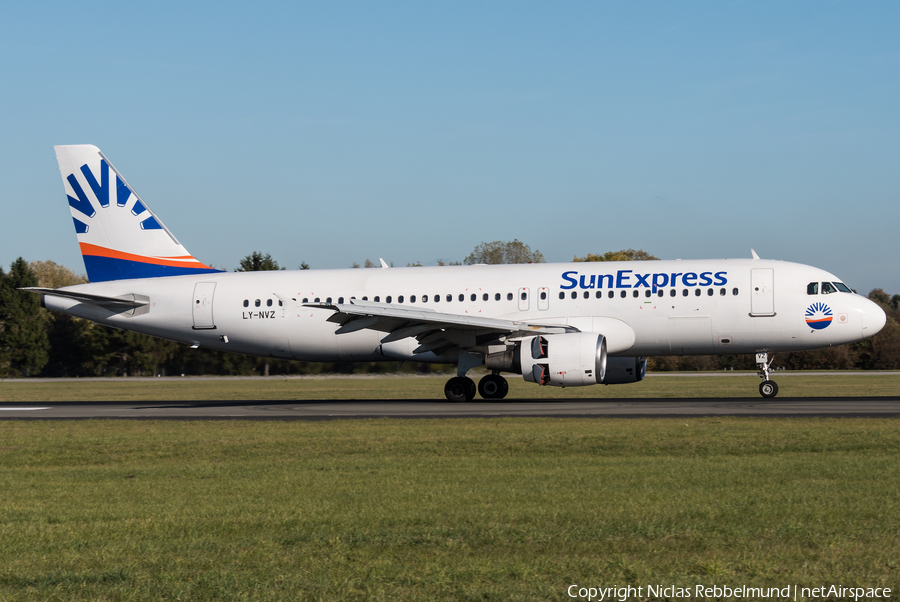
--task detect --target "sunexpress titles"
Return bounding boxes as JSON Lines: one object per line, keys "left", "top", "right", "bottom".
{"left": 560, "top": 269, "right": 729, "bottom": 292}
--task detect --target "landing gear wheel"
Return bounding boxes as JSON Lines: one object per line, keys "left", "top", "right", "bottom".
{"left": 759, "top": 380, "right": 779, "bottom": 399}
{"left": 478, "top": 374, "right": 509, "bottom": 400}
{"left": 445, "top": 376, "right": 477, "bottom": 402}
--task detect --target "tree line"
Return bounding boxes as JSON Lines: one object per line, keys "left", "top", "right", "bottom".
{"left": 1, "top": 243, "right": 898, "bottom": 378}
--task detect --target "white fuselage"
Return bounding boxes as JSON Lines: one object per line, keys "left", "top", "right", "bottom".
{"left": 43, "top": 258, "right": 885, "bottom": 366}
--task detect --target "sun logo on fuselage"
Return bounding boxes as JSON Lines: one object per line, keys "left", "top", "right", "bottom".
{"left": 805, "top": 302, "right": 833, "bottom": 330}
{"left": 67, "top": 160, "right": 162, "bottom": 234}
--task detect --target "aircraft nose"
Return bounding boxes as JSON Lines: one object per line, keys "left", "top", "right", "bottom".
{"left": 861, "top": 299, "right": 887, "bottom": 338}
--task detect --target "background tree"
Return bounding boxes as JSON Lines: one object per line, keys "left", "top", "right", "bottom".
{"left": 464, "top": 240, "right": 545, "bottom": 265}
{"left": 0, "top": 258, "right": 50, "bottom": 376}
{"left": 235, "top": 252, "right": 284, "bottom": 272}
{"left": 573, "top": 249, "right": 659, "bottom": 262}
{"left": 29, "top": 260, "right": 88, "bottom": 288}
{"left": 300, "top": 262, "right": 310, "bottom": 270}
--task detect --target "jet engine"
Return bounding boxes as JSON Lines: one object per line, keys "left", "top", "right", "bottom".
{"left": 485, "top": 333, "right": 608, "bottom": 387}
{"left": 601, "top": 356, "right": 647, "bottom": 384}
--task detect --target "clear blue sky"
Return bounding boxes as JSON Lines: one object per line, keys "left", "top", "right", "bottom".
{"left": 2, "top": 1, "right": 898, "bottom": 294}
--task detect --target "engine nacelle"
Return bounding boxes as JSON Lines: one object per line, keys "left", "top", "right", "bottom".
{"left": 602, "top": 356, "right": 647, "bottom": 384}
{"left": 519, "top": 333, "right": 607, "bottom": 387}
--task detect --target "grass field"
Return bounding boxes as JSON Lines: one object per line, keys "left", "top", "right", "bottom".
{"left": 2, "top": 372, "right": 900, "bottom": 402}
{"left": 1, "top": 417, "right": 898, "bottom": 601}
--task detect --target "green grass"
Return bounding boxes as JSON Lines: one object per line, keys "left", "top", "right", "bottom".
{"left": 2, "top": 372, "right": 899, "bottom": 402}
{"left": 0, "top": 418, "right": 898, "bottom": 600}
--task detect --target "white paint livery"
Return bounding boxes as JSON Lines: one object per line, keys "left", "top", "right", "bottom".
{"left": 27, "top": 146, "right": 887, "bottom": 400}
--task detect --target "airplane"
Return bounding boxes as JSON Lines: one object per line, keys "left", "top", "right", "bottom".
{"left": 24, "top": 145, "right": 887, "bottom": 401}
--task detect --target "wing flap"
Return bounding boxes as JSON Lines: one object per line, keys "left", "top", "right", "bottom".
{"left": 306, "top": 299, "right": 574, "bottom": 354}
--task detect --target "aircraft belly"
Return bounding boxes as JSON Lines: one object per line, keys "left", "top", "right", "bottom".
{"left": 667, "top": 316, "right": 714, "bottom": 354}
{"left": 335, "top": 329, "right": 382, "bottom": 360}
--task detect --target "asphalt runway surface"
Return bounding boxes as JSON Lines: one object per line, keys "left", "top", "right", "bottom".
{"left": 2, "top": 397, "right": 900, "bottom": 420}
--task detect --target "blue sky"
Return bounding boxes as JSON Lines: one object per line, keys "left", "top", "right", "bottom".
{"left": 2, "top": 1, "right": 898, "bottom": 293}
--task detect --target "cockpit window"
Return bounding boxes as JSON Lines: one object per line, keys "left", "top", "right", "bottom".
{"left": 807, "top": 282, "right": 818, "bottom": 295}
{"left": 821, "top": 282, "right": 837, "bottom": 295}
{"left": 833, "top": 282, "right": 852, "bottom": 293}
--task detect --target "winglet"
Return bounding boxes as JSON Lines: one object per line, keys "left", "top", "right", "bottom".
{"left": 380, "top": 258, "right": 389, "bottom": 269}
{"left": 751, "top": 249, "right": 760, "bottom": 260}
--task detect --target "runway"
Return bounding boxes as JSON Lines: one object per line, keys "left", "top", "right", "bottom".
{"left": 2, "top": 397, "right": 900, "bottom": 420}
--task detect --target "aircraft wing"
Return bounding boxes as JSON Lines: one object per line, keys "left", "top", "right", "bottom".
{"left": 20, "top": 287, "right": 149, "bottom": 311}
{"left": 305, "top": 299, "right": 571, "bottom": 355}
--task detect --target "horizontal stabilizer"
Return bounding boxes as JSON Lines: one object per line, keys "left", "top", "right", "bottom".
{"left": 20, "top": 287, "right": 149, "bottom": 310}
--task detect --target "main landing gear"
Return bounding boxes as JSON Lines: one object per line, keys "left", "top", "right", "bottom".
{"left": 444, "top": 373, "right": 509, "bottom": 402}
{"left": 756, "top": 352, "right": 779, "bottom": 399}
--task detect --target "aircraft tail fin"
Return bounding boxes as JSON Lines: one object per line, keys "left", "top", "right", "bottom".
{"left": 54, "top": 145, "right": 221, "bottom": 282}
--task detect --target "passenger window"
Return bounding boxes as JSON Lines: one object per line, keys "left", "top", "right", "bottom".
{"left": 362, "top": 297, "right": 368, "bottom": 301}
{"left": 807, "top": 282, "right": 818, "bottom": 295}
{"left": 278, "top": 300, "right": 283, "bottom": 306}
{"left": 571, "top": 291, "right": 577, "bottom": 299}
{"left": 483, "top": 293, "right": 489, "bottom": 301}
{"left": 620, "top": 291, "right": 627, "bottom": 298}
{"left": 507, "top": 292, "right": 513, "bottom": 301}
{"left": 326, "top": 297, "right": 332, "bottom": 303}
{"left": 670, "top": 289, "right": 676, "bottom": 297}
{"left": 822, "top": 282, "right": 837, "bottom": 295}
{"left": 458, "top": 294, "right": 464, "bottom": 302}
{"left": 584, "top": 291, "right": 590, "bottom": 299}
{"left": 338, "top": 297, "right": 344, "bottom": 304}
{"left": 694, "top": 289, "right": 701, "bottom": 297}
{"left": 385, "top": 296, "right": 391, "bottom": 303}
{"left": 302, "top": 298, "right": 309, "bottom": 303}
{"left": 609, "top": 291, "right": 614, "bottom": 299}
{"left": 707, "top": 289, "right": 713, "bottom": 296}
{"left": 540, "top": 291, "right": 547, "bottom": 300}
{"left": 435, "top": 295, "right": 441, "bottom": 303}
{"left": 495, "top": 293, "right": 501, "bottom": 301}
{"left": 255, "top": 299, "right": 261, "bottom": 307}
{"left": 470, "top": 294, "right": 476, "bottom": 302}
{"left": 398, "top": 295, "right": 404, "bottom": 303}
{"left": 632, "top": 290, "right": 639, "bottom": 298}
{"left": 596, "top": 291, "right": 602, "bottom": 299}
{"left": 732, "top": 288, "right": 738, "bottom": 296}
{"left": 559, "top": 292, "right": 565, "bottom": 300}
{"left": 523, "top": 292, "right": 529, "bottom": 301}
{"left": 267, "top": 299, "right": 273, "bottom": 307}
{"left": 719, "top": 288, "right": 725, "bottom": 296}
{"left": 658, "top": 290, "right": 664, "bottom": 297}
{"left": 243, "top": 300, "right": 249, "bottom": 307}
{"left": 682, "top": 289, "right": 688, "bottom": 297}
{"left": 644, "top": 290, "right": 651, "bottom": 298}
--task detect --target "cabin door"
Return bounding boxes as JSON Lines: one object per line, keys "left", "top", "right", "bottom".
{"left": 192, "top": 282, "right": 217, "bottom": 330}
{"left": 750, "top": 268, "right": 775, "bottom": 316}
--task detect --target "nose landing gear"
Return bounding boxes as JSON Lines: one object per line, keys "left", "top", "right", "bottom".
{"left": 756, "top": 352, "right": 779, "bottom": 398}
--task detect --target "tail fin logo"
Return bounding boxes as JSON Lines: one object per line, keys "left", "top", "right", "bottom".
{"left": 57, "top": 144, "right": 221, "bottom": 282}
{"left": 68, "top": 159, "right": 163, "bottom": 234}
